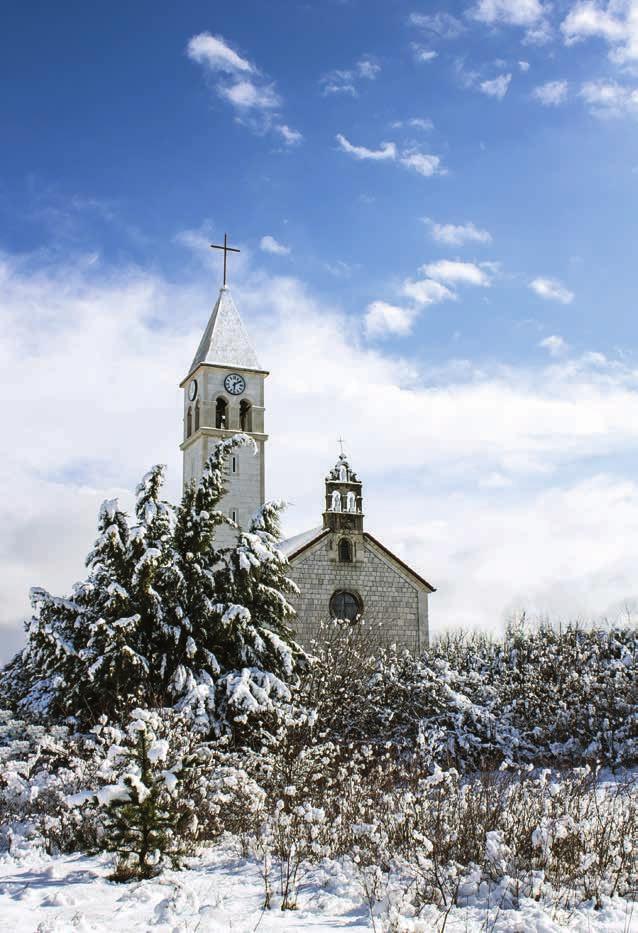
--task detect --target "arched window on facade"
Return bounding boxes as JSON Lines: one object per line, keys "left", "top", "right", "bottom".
{"left": 194, "top": 402, "right": 200, "bottom": 431}
{"left": 338, "top": 537, "right": 353, "bottom": 563}
{"left": 346, "top": 491, "right": 357, "bottom": 512}
{"left": 240, "top": 399, "right": 252, "bottom": 432}
{"left": 339, "top": 465, "right": 348, "bottom": 482}
{"left": 329, "top": 590, "right": 362, "bottom": 622}
{"left": 331, "top": 490, "right": 342, "bottom": 511}
{"left": 186, "top": 407, "right": 193, "bottom": 438}
{"left": 216, "top": 397, "right": 228, "bottom": 429}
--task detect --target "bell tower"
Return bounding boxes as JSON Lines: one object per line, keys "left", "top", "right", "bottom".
{"left": 323, "top": 453, "right": 364, "bottom": 533}
{"left": 180, "top": 242, "right": 268, "bottom": 545}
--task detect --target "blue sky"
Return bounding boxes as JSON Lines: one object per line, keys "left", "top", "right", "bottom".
{"left": 3, "top": 0, "right": 638, "bottom": 658}
{"left": 3, "top": 0, "right": 637, "bottom": 355}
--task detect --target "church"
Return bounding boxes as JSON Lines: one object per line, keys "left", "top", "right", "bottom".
{"left": 180, "top": 246, "right": 435, "bottom": 653}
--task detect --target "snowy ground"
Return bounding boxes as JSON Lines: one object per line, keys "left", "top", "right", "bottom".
{"left": 0, "top": 844, "right": 636, "bottom": 933}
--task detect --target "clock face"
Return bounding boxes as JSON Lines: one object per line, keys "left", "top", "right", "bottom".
{"left": 224, "top": 373, "right": 246, "bottom": 396}
{"left": 188, "top": 379, "right": 198, "bottom": 401}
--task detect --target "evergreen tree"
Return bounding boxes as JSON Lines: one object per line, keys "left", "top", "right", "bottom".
{"left": 212, "top": 499, "right": 305, "bottom": 740}
{"left": 96, "top": 708, "right": 193, "bottom": 880}
{"left": 7, "top": 585, "right": 85, "bottom": 720}
{"left": 167, "top": 434, "right": 255, "bottom": 728}
{"left": 221, "top": 502, "right": 300, "bottom": 668}
{"left": 73, "top": 498, "right": 150, "bottom": 722}
{"left": 128, "top": 466, "right": 178, "bottom": 698}
{"left": 1, "top": 435, "right": 303, "bottom": 738}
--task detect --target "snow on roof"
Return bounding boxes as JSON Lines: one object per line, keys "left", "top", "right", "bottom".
{"left": 278, "top": 526, "right": 325, "bottom": 558}
{"left": 190, "top": 287, "right": 262, "bottom": 373}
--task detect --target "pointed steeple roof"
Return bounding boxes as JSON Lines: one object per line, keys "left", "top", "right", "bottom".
{"left": 189, "top": 286, "right": 262, "bottom": 373}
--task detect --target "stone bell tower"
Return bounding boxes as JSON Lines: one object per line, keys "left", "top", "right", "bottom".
{"left": 322, "top": 452, "right": 364, "bottom": 562}
{"left": 179, "top": 251, "right": 268, "bottom": 545}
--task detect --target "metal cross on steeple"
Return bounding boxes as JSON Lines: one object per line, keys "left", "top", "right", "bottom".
{"left": 337, "top": 436, "right": 346, "bottom": 457}
{"left": 210, "top": 233, "right": 240, "bottom": 287}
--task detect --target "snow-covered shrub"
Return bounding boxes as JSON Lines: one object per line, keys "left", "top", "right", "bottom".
{"left": 296, "top": 618, "right": 637, "bottom": 772}
{"left": 431, "top": 620, "right": 638, "bottom": 767}
{"left": 0, "top": 709, "right": 105, "bottom": 855}
{"left": 297, "top": 621, "right": 516, "bottom": 772}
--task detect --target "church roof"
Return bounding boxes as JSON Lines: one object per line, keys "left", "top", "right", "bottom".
{"left": 189, "top": 286, "right": 263, "bottom": 375}
{"left": 279, "top": 526, "right": 327, "bottom": 558}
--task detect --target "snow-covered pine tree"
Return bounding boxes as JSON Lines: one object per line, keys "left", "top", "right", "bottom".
{"left": 94, "top": 708, "right": 193, "bottom": 880}
{"left": 65, "top": 497, "right": 159, "bottom": 723}
{"left": 1, "top": 498, "right": 140, "bottom": 721}
{"left": 1, "top": 435, "right": 303, "bottom": 739}
{"left": 216, "top": 500, "right": 303, "bottom": 735}
{"left": 2, "top": 586, "right": 84, "bottom": 720}
{"left": 0, "top": 498, "right": 150, "bottom": 724}
{"left": 127, "top": 466, "right": 178, "bottom": 696}
{"left": 165, "top": 434, "right": 256, "bottom": 727}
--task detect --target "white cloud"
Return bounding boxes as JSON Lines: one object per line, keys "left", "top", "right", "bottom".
{"left": 336, "top": 134, "right": 397, "bottom": 161}
{"left": 4, "top": 248, "right": 638, "bottom": 659}
{"left": 402, "top": 277, "right": 457, "bottom": 305}
{"left": 425, "top": 219, "right": 492, "bottom": 246}
{"left": 399, "top": 150, "right": 445, "bottom": 176}
{"left": 276, "top": 124, "right": 303, "bottom": 145}
{"left": 561, "top": 0, "right": 638, "bottom": 63}
{"left": 480, "top": 73, "right": 512, "bottom": 99}
{"left": 186, "top": 33, "right": 254, "bottom": 74}
{"left": 523, "top": 19, "right": 554, "bottom": 43}
{"left": 173, "top": 224, "right": 216, "bottom": 257}
{"left": 540, "top": 335, "right": 569, "bottom": 356}
{"left": 519, "top": 60, "right": 531, "bottom": 70}
{"left": 530, "top": 277, "right": 575, "bottom": 303}
{"left": 399, "top": 259, "right": 493, "bottom": 310}
{"left": 409, "top": 11, "right": 466, "bottom": 38}
{"left": 391, "top": 117, "right": 434, "bottom": 130}
{"left": 357, "top": 57, "right": 381, "bottom": 79}
{"left": 405, "top": 117, "right": 434, "bottom": 130}
{"left": 186, "top": 32, "right": 301, "bottom": 142}
{"left": 412, "top": 45, "right": 439, "bottom": 63}
{"left": 260, "top": 235, "right": 291, "bottom": 256}
{"left": 532, "top": 80, "right": 569, "bottom": 105}
{"left": 325, "top": 259, "right": 356, "bottom": 278}
{"left": 410, "top": 117, "right": 434, "bottom": 129}
{"left": 456, "top": 59, "right": 481, "bottom": 90}
{"left": 579, "top": 79, "right": 638, "bottom": 116}
{"left": 364, "top": 301, "right": 415, "bottom": 336}
{"left": 424, "top": 260, "right": 494, "bottom": 287}
{"left": 320, "top": 57, "right": 381, "bottom": 96}
{"left": 218, "top": 79, "right": 280, "bottom": 110}
{"left": 320, "top": 69, "right": 358, "bottom": 96}
{"left": 469, "top": 0, "right": 552, "bottom": 42}
{"left": 470, "top": 0, "right": 547, "bottom": 25}
{"left": 480, "top": 471, "right": 514, "bottom": 488}
{"left": 336, "top": 135, "right": 445, "bottom": 176}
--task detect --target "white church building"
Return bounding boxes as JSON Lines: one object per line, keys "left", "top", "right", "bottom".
{"left": 180, "top": 272, "right": 434, "bottom": 653}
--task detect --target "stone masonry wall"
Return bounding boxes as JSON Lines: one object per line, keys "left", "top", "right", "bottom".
{"left": 287, "top": 533, "right": 428, "bottom": 653}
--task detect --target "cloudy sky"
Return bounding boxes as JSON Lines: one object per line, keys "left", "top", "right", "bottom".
{"left": 3, "top": 0, "right": 638, "bottom": 661}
